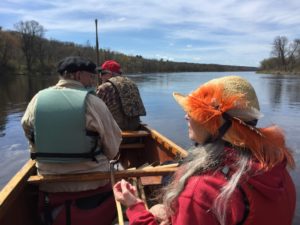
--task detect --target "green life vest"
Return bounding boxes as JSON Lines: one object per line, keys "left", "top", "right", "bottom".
{"left": 32, "top": 88, "right": 101, "bottom": 163}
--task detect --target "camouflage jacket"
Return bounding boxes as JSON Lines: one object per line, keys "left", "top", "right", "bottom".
{"left": 97, "top": 76, "right": 146, "bottom": 130}
{"left": 108, "top": 76, "right": 146, "bottom": 117}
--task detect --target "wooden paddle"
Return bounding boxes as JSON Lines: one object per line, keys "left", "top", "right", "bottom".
{"left": 110, "top": 160, "right": 124, "bottom": 225}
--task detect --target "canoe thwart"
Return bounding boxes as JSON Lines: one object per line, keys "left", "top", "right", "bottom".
{"left": 120, "top": 143, "right": 145, "bottom": 149}
{"left": 27, "top": 165, "right": 178, "bottom": 184}
{"left": 121, "top": 130, "right": 150, "bottom": 138}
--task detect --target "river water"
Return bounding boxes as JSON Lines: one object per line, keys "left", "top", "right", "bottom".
{"left": 0, "top": 71, "right": 299, "bottom": 224}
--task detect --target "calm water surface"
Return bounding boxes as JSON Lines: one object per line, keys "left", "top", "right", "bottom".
{"left": 0, "top": 72, "right": 299, "bottom": 224}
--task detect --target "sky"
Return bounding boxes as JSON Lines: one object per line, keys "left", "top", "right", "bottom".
{"left": 1, "top": 0, "right": 300, "bottom": 67}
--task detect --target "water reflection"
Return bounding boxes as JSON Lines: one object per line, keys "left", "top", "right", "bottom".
{"left": 261, "top": 74, "right": 300, "bottom": 110}
{"left": 268, "top": 75, "right": 283, "bottom": 107}
{"left": 286, "top": 78, "right": 300, "bottom": 107}
{"left": 0, "top": 75, "right": 57, "bottom": 136}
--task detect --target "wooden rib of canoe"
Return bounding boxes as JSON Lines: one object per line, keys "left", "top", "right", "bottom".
{"left": 0, "top": 125, "right": 188, "bottom": 225}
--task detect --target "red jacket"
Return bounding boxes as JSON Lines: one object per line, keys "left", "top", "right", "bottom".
{"left": 126, "top": 154, "right": 296, "bottom": 225}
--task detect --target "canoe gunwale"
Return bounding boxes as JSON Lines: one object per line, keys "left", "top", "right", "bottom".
{"left": 0, "top": 160, "right": 36, "bottom": 221}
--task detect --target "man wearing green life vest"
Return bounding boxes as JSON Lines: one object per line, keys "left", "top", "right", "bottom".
{"left": 21, "top": 56, "right": 122, "bottom": 225}
{"left": 97, "top": 60, "right": 146, "bottom": 131}
{"left": 21, "top": 56, "right": 122, "bottom": 192}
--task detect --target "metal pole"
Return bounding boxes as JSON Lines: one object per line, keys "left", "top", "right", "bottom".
{"left": 95, "top": 19, "right": 101, "bottom": 85}
{"left": 95, "top": 19, "right": 100, "bottom": 66}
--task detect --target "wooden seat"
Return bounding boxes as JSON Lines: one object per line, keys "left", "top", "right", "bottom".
{"left": 27, "top": 165, "right": 178, "bottom": 184}
{"left": 119, "top": 143, "right": 145, "bottom": 149}
{"left": 121, "top": 130, "right": 150, "bottom": 138}
{"left": 120, "top": 130, "right": 149, "bottom": 150}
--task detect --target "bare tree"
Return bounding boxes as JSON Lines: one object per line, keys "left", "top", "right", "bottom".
{"left": 272, "top": 36, "right": 288, "bottom": 70}
{"left": 287, "top": 39, "right": 300, "bottom": 69}
{"left": 14, "top": 20, "right": 45, "bottom": 72}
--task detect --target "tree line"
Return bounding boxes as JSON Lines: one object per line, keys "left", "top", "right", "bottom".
{"left": 259, "top": 36, "right": 300, "bottom": 74}
{"left": 0, "top": 20, "right": 256, "bottom": 76}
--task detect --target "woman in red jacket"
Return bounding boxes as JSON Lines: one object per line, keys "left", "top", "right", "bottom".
{"left": 113, "top": 76, "right": 296, "bottom": 225}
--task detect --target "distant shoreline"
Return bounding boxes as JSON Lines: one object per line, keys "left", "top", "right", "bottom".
{"left": 256, "top": 70, "right": 300, "bottom": 75}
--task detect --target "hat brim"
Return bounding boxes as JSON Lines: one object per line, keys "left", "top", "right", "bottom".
{"left": 173, "top": 92, "right": 189, "bottom": 112}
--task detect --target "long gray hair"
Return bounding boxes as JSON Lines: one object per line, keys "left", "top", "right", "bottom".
{"left": 162, "top": 140, "right": 251, "bottom": 225}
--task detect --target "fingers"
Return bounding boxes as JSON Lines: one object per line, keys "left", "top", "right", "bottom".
{"left": 113, "top": 181, "right": 122, "bottom": 191}
{"left": 116, "top": 179, "right": 135, "bottom": 195}
{"left": 113, "top": 179, "right": 143, "bottom": 207}
{"left": 113, "top": 181, "right": 123, "bottom": 202}
{"left": 120, "top": 179, "right": 129, "bottom": 191}
{"left": 120, "top": 179, "right": 134, "bottom": 199}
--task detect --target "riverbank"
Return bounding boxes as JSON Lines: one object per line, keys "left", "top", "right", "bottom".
{"left": 257, "top": 70, "right": 300, "bottom": 75}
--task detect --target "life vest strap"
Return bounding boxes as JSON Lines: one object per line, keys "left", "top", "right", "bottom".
{"left": 43, "top": 193, "right": 53, "bottom": 225}
{"left": 65, "top": 200, "right": 72, "bottom": 225}
{"left": 31, "top": 149, "right": 102, "bottom": 160}
{"left": 31, "top": 129, "right": 101, "bottom": 162}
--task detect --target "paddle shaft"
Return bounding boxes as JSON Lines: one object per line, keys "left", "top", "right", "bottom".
{"left": 110, "top": 161, "right": 124, "bottom": 225}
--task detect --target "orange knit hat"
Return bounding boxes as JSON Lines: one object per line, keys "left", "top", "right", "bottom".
{"left": 173, "top": 76, "right": 294, "bottom": 170}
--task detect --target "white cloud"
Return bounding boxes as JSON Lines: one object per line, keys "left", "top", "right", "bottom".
{"left": 1, "top": 0, "right": 299, "bottom": 66}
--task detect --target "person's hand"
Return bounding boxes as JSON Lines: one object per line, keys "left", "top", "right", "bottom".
{"left": 113, "top": 179, "right": 143, "bottom": 207}
{"left": 149, "top": 204, "right": 170, "bottom": 225}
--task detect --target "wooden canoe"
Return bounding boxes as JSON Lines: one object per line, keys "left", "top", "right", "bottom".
{"left": 0, "top": 125, "right": 188, "bottom": 225}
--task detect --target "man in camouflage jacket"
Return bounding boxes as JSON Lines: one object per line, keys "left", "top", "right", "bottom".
{"left": 97, "top": 60, "right": 146, "bottom": 131}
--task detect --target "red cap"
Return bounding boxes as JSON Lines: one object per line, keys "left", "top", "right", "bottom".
{"left": 101, "top": 60, "right": 122, "bottom": 75}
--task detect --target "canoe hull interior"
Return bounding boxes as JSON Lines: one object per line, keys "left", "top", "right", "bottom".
{"left": 0, "top": 126, "right": 187, "bottom": 225}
